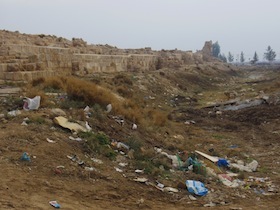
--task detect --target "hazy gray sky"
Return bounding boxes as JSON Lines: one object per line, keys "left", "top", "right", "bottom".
{"left": 1, "top": 0, "right": 279, "bottom": 60}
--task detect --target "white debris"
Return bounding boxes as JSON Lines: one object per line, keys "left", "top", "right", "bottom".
{"left": 23, "top": 96, "right": 41, "bottom": 111}
{"left": 7, "top": 110, "right": 21, "bottom": 117}
{"left": 91, "top": 158, "right": 103, "bottom": 164}
{"left": 69, "top": 136, "right": 82, "bottom": 141}
{"left": 85, "top": 121, "right": 92, "bottom": 131}
{"left": 114, "top": 167, "right": 123, "bottom": 172}
{"left": 230, "top": 160, "right": 258, "bottom": 172}
{"left": 135, "top": 169, "right": 144, "bottom": 174}
{"left": 46, "top": 138, "right": 56, "bottom": 143}
{"left": 106, "top": 104, "right": 112, "bottom": 113}
{"left": 132, "top": 123, "right": 137, "bottom": 130}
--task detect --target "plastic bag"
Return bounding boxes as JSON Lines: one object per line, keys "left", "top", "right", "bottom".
{"left": 186, "top": 180, "right": 208, "bottom": 196}
{"left": 23, "top": 96, "right": 41, "bottom": 110}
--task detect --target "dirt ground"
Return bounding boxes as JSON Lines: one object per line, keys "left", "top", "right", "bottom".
{"left": 0, "top": 65, "right": 280, "bottom": 210}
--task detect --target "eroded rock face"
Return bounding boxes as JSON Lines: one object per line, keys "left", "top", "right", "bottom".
{"left": 0, "top": 30, "right": 220, "bottom": 81}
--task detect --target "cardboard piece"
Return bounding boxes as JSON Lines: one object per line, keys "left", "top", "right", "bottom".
{"left": 54, "top": 116, "right": 87, "bottom": 132}
{"left": 195, "top": 150, "right": 219, "bottom": 163}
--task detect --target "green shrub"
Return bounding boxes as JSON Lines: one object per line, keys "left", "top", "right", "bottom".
{"left": 82, "top": 132, "right": 116, "bottom": 160}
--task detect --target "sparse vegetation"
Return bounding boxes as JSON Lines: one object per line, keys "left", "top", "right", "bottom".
{"left": 82, "top": 132, "right": 116, "bottom": 160}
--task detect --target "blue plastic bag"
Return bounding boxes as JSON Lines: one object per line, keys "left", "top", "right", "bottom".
{"left": 186, "top": 180, "right": 208, "bottom": 196}
{"left": 217, "top": 158, "right": 229, "bottom": 167}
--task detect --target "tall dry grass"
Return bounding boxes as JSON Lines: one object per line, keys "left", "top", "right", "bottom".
{"left": 29, "top": 76, "right": 149, "bottom": 123}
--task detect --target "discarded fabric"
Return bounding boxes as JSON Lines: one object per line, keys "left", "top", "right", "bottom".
{"left": 186, "top": 180, "right": 208, "bottom": 196}
{"left": 23, "top": 96, "right": 41, "bottom": 111}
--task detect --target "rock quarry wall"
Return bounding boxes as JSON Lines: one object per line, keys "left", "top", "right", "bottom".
{"left": 0, "top": 44, "right": 160, "bottom": 81}
{"left": 0, "top": 30, "right": 215, "bottom": 82}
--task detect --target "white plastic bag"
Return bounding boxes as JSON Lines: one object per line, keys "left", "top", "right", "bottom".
{"left": 23, "top": 96, "right": 41, "bottom": 110}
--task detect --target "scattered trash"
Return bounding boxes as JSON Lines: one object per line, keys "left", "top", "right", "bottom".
{"left": 84, "top": 106, "right": 91, "bottom": 118}
{"left": 20, "top": 152, "right": 31, "bottom": 162}
{"left": 111, "top": 141, "right": 130, "bottom": 151}
{"left": 85, "top": 167, "right": 96, "bottom": 172}
{"left": 188, "top": 194, "right": 197, "bottom": 201}
{"left": 195, "top": 150, "right": 219, "bottom": 163}
{"left": 156, "top": 181, "right": 164, "bottom": 189}
{"left": 114, "top": 167, "right": 123, "bottom": 173}
{"left": 217, "top": 158, "right": 229, "bottom": 167}
{"left": 204, "top": 202, "right": 216, "bottom": 207}
{"left": 218, "top": 174, "right": 241, "bottom": 188}
{"left": 132, "top": 123, "right": 137, "bottom": 130}
{"left": 49, "top": 200, "right": 60, "bottom": 208}
{"left": 155, "top": 147, "right": 182, "bottom": 168}
{"left": 184, "top": 120, "right": 196, "bottom": 125}
{"left": 133, "top": 177, "right": 148, "bottom": 183}
{"left": 231, "top": 160, "right": 258, "bottom": 172}
{"left": 69, "top": 136, "right": 82, "bottom": 141}
{"left": 118, "top": 162, "right": 128, "bottom": 167}
{"left": 47, "top": 138, "right": 56, "bottom": 143}
{"left": 7, "top": 110, "right": 21, "bottom": 117}
{"left": 186, "top": 180, "right": 208, "bottom": 196}
{"left": 23, "top": 96, "right": 41, "bottom": 111}
{"left": 187, "top": 156, "right": 206, "bottom": 175}
{"left": 21, "top": 117, "right": 29, "bottom": 126}
{"left": 106, "top": 104, "right": 112, "bottom": 113}
{"left": 91, "top": 158, "right": 103, "bottom": 164}
{"left": 163, "top": 187, "right": 179, "bottom": 193}
{"left": 67, "top": 154, "right": 84, "bottom": 166}
{"left": 54, "top": 116, "right": 87, "bottom": 132}
{"left": 85, "top": 121, "right": 92, "bottom": 131}
{"left": 112, "top": 116, "right": 124, "bottom": 126}
{"left": 135, "top": 169, "right": 144, "bottom": 174}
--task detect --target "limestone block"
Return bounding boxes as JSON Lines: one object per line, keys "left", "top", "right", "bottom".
{"left": 36, "top": 62, "right": 46, "bottom": 70}
{"left": 7, "top": 64, "right": 20, "bottom": 72}
{"left": 0, "top": 64, "right": 7, "bottom": 72}
{"left": 23, "top": 63, "right": 36, "bottom": 71}
{"left": 28, "top": 55, "right": 38, "bottom": 62}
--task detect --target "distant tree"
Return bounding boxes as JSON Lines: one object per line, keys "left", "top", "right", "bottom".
{"left": 264, "top": 45, "right": 276, "bottom": 61}
{"left": 212, "top": 41, "right": 220, "bottom": 58}
{"left": 218, "top": 53, "right": 227, "bottom": 63}
{"left": 228, "top": 52, "right": 234, "bottom": 62}
{"left": 240, "top": 51, "right": 245, "bottom": 63}
{"left": 251, "top": 51, "right": 259, "bottom": 64}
